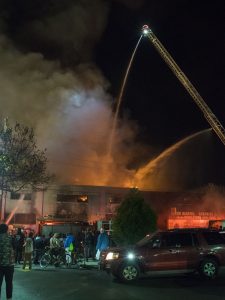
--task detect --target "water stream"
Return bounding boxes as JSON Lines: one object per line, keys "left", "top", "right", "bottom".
{"left": 6, "top": 194, "right": 25, "bottom": 224}
{"left": 107, "top": 35, "right": 143, "bottom": 159}
{"left": 134, "top": 128, "right": 212, "bottom": 188}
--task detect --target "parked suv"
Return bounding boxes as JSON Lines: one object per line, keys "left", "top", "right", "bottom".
{"left": 99, "top": 228, "right": 225, "bottom": 282}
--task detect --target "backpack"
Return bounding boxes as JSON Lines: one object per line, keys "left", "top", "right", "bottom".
{"left": 69, "top": 242, "right": 74, "bottom": 252}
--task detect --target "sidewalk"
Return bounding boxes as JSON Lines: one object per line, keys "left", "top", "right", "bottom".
{"left": 14, "top": 258, "right": 99, "bottom": 271}
{"left": 74, "top": 258, "right": 99, "bottom": 269}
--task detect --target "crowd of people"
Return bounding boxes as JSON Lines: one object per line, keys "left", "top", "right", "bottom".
{"left": 0, "top": 223, "right": 111, "bottom": 299}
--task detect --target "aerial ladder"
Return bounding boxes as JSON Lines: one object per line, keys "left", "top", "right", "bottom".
{"left": 141, "top": 25, "right": 225, "bottom": 147}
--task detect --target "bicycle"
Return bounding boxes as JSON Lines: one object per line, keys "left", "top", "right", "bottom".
{"left": 40, "top": 246, "right": 71, "bottom": 269}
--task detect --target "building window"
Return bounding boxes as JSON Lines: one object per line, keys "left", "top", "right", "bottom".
{"left": 10, "top": 192, "right": 20, "bottom": 200}
{"left": 57, "top": 194, "right": 88, "bottom": 203}
{"left": 77, "top": 195, "right": 88, "bottom": 203}
{"left": 10, "top": 192, "right": 32, "bottom": 200}
{"left": 57, "top": 194, "right": 76, "bottom": 202}
{"left": 108, "top": 195, "right": 122, "bottom": 204}
{"left": 5, "top": 213, "right": 36, "bottom": 224}
{"left": 24, "top": 193, "right": 32, "bottom": 200}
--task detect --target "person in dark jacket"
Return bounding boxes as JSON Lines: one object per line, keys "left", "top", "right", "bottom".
{"left": 0, "top": 223, "right": 14, "bottom": 300}
{"left": 83, "top": 228, "right": 93, "bottom": 261}
{"left": 34, "top": 234, "right": 45, "bottom": 264}
{"left": 14, "top": 227, "right": 25, "bottom": 264}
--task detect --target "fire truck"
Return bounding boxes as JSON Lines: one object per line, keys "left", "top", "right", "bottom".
{"left": 37, "top": 216, "right": 89, "bottom": 236}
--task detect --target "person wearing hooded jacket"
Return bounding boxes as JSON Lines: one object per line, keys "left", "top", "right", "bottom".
{"left": 64, "top": 233, "right": 75, "bottom": 265}
{"left": 95, "top": 228, "right": 109, "bottom": 260}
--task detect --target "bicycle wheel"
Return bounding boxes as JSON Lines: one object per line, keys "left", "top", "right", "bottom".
{"left": 40, "top": 253, "right": 51, "bottom": 268}
{"left": 55, "top": 252, "right": 68, "bottom": 267}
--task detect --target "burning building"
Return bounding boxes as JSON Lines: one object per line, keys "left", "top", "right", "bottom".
{"left": 1, "top": 183, "right": 225, "bottom": 233}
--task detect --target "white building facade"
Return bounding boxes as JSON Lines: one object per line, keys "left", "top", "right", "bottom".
{"left": 1, "top": 185, "right": 130, "bottom": 232}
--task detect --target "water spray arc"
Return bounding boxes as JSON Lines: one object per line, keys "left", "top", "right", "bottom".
{"left": 135, "top": 128, "right": 212, "bottom": 187}
{"left": 107, "top": 35, "right": 143, "bottom": 158}
{"left": 142, "top": 25, "right": 225, "bottom": 147}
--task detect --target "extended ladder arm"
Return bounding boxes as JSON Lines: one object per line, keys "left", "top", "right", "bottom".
{"left": 142, "top": 25, "right": 225, "bottom": 146}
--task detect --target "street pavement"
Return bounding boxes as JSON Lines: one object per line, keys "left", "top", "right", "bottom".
{"left": 1, "top": 261, "right": 225, "bottom": 300}
{"left": 1, "top": 260, "right": 99, "bottom": 300}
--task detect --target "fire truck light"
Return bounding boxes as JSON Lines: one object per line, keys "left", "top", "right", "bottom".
{"left": 142, "top": 25, "right": 150, "bottom": 35}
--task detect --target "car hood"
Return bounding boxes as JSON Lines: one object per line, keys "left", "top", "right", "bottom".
{"left": 103, "top": 245, "right": 137, "bottom": 254}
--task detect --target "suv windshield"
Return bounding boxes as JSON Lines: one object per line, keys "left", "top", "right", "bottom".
{"left": 136, "top": 232, "right": 159, "bottom": 247}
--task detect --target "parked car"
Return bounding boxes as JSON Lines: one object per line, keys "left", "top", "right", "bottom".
{"left": 99, "top": 228, "right": 225, "bottom": 282}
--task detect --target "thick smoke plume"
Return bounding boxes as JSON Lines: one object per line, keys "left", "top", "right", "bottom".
{"left": 0, "top": 0, "right": 144, "bottom": 187}
{"left": 0, "top": 0, "right": 223, "bottom": 194}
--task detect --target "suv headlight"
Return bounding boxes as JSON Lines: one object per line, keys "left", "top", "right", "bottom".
{"left": 105, "top": 252, "right": 119, "bottom": 260}
{"left": 127, "top": 252, "right": 135, "bottom": 260}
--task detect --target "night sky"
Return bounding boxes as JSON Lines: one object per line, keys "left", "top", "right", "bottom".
{"left": 96, "top": 0, "right": 225, "bottom": 188}
{"left": 95, "top": 0, "right": 225, "bottom": 148}
{"left": 0, "top": 0, "right": 225, "bottom": 189}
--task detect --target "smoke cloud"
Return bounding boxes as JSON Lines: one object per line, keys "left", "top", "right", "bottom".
{"left": 0, "top": 0, "right": 143, "bottom": 187}
{"left": 9, "top": 0, "right": 109, "bottom": 65}
{"left": 0, "top": 0, "right": 222, "bottom": 193}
